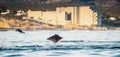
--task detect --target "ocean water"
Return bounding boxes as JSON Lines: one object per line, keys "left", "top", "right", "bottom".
{"left": 0, "top": 30, "right": 120, "bottom": 57}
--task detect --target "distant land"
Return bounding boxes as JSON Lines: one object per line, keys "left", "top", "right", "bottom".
{"left": 0, "top": 0, "right": 120, "bottom": 30}
{"left": 0, "top": 0, "right": 120, "bottom": 17}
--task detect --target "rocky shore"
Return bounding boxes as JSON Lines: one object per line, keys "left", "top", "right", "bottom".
{"left": 0, "top": 17, "right": 56, "bottom": 30}
{"left": 0, "top": 17, "right": 120, "bottom": 31}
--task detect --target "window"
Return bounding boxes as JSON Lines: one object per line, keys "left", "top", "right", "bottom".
{"left": 66, "top": 13, "right": 71, "bottom": 20}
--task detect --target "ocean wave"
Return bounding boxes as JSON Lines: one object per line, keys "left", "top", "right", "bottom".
{"left": 1, "top": 41, "right": 120, "bottom": 51}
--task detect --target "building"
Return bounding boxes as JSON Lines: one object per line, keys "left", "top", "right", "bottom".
{"left": 27, "top": 5, "right": 102, "bottom": 28}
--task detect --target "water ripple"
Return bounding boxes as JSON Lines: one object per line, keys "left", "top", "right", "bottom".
{"left": 0, "top": 43, "right": 120, "bottom": 51}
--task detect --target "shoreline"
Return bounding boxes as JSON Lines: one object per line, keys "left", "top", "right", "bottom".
{"left": 0, "top": 27, "right": 120, "bottom": 31}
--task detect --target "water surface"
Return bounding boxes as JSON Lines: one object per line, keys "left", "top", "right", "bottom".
{"left": 0, "top": 30, "right": 120, "bottom": 57}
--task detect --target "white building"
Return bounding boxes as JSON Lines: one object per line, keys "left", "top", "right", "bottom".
{"left": 27, "top": 5, "right": 102, "bottom": 28}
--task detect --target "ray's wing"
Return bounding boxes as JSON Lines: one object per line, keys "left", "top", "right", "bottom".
{"left": 16, "top": 29, "right": 25, "bottom": 33}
